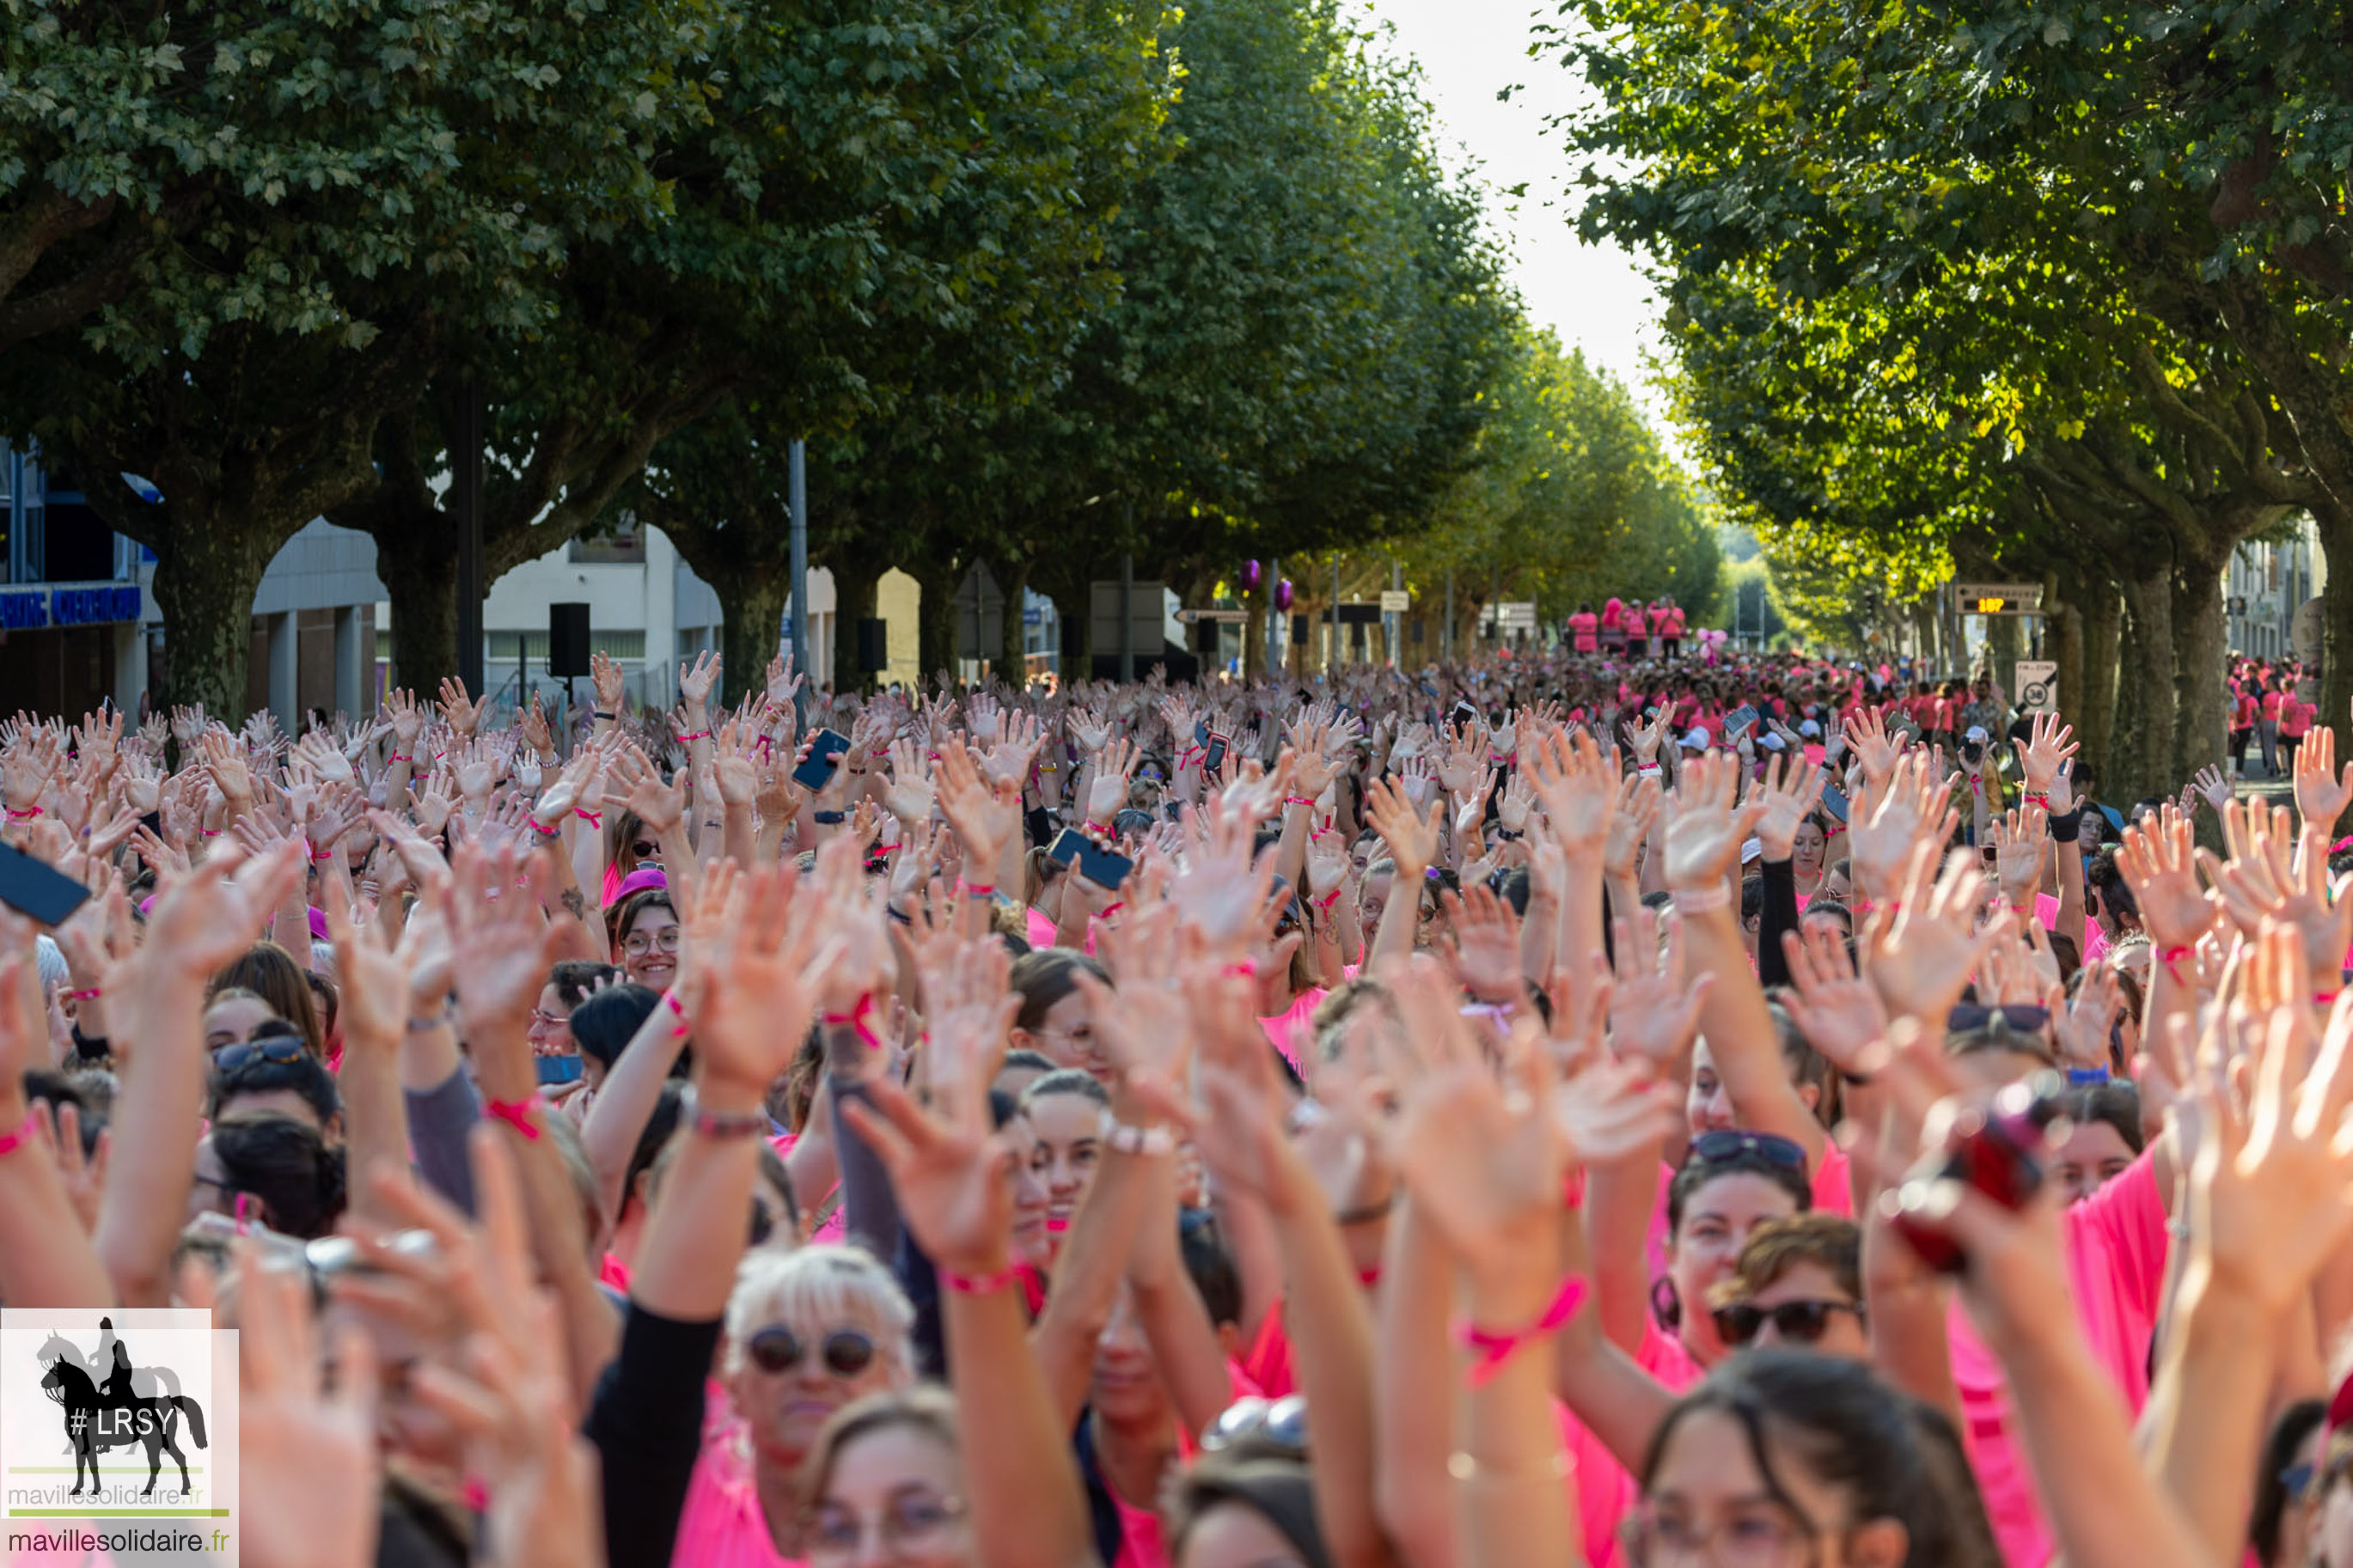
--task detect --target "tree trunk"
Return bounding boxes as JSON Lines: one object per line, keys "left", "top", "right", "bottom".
{"left": 2112, "top": 566, "right": 2178, "bottom": 804}
{"left": 999, "top": 557, "right": 1032, "bottom": 685}
{"left": 915, "top": 560, "right": 961, "bottom": 683}
{"left": 2315, "top": 503, "right": 2353, "bottom": 766}
{"left": 149, "top": 524, "right": 272, "bottom": 719}
{"left": 828, "top": 556, "right": 883, "bottom": 694}
{"left": 2074, "top": 577, "right": 2122, "bottom": 787}
{"left": 376, "top": 544, "right": 460, "bottom": 696}
{"left": 717, "top": 570, "right": 788, "bottom": 710}
{"left": 1987, "top": 613, "right": 2022, "bottom": 711}
{"left": 1241, "top": 577, "right": 1268, "bottom": 680}
{"left": 2044, "top": 570, "right": 2081, "bottom": 741}
{"left": 2169, "top": 552, "right": 2233, "bottom": 784}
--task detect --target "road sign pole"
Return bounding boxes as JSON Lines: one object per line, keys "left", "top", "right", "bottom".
{"left": 788, "top": 438, "right": 809, "bottom": 725}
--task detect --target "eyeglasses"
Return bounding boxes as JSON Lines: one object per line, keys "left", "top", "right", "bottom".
{"left": 1202, "top": 1394, "right": 1307, "bottom": 1458}
{"left": 1709, "top": 1297, "right": 1862, "bottom": 1348}
{"left": 621, "top": 927, "right": 682, "bottom": 957}
{"left": 527, "top": 1008, "right": 569, "bottom": 1033}
{"left": 212, "top": 1035, "right": 309, "bottom": 1071}
{"left": 1947, "top": 1004, "right": 2050, "bottom": 1034}
{"left": 745, "top": 1326, "right": 877, "bottom": 1379}
{"left": 804, "top": 1490, "right": 968, "bottom": 1565}
{"left": 1686, "top": 1130, "right": 1807, "bottom": 1173}
{"left": 1622, "top": 1501, "right": 1819, "bottom": 1568}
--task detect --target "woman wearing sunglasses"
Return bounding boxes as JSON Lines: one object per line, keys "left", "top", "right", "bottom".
{"left": 682, "top": 1245, "right": 917, "bottom": 1564}
{"left": 1706, "top": 1215, "right": 1868, "bottom": 1361}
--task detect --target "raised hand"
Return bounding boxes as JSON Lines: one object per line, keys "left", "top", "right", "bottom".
{"left": 514, "top": 693, "right": 554, "bottom": 760}
{"left": 322, "top": 879, "right": 416, "bottom": 1052}
{"left": 1843, "top": 707, "right": 1903, "bottom": 784}
{"left": 2011, "top": 711, "right": 2077, "bottom": 795}
{"left": 237, "top": 1243, "right": 382, "bottom": 1568}
{"left": 1751, "top": 752, "right": 1827, "bottom": 862}
{"left": 1779, "top": 920, "right": 1890, "bottom": 1078}
{"left": 136, "top": 839, "right": 308, "bottom": 979}
{"left": 706, "top": 719, "right": 758, "bottom": 808}
{"left": 383, "top": 688, "right": 425, "bottom": 751}
{"left": 674, "top": 861, "right": 834, "bottom": 1097}
{"left": 590, "top": 650, "right": 626, "bottom": 717}
{"left": 1862, "top": 845, "right": 2007, "bottom": 1024}
{"left": 2191, "top": 764, "right": 2234, "bottom": 816}
{"left": 1085, "top": 736, "right": 1141, "bottom": 824}
{"left": 677, "top": 649, "right": 720, "bottom": 717}
{"left": 1988, "top": 803, "right": 2050, "bottom": 909}
{"left": 434, "top": 841, "right": 575, "bottom": 1042}
{"left": 1661, "top": 749, "right": 1765, "bottom": 890}
{"left": 609, "top": 744, "right": 684, "bottom": 833}
{"left": 2209, "top": 800, "right": 2353, "bottom": 976}
{"left": 1607, "top": 905, "right": 1711, "bottom": 1067}
{"left": 437, "top": 676, "right": 486, "bottom": 738}
{"left": 1363, "top": 772, "right": 1443, "bottom": 876}
{"left": 934, "top": 739, "right": 1019, "bottom": 873}
{"left": 2295, "top": 723, "right": 2353, "bottom": 837}
{"left": 1620, "top": 710, "right": 1666, "bottom": 766}
{"left": 2057, "top": 965, "right": 2123, "bottom": 1072}
{"left": 1442, "top": 884, "right": 1525, "bottom": 1004}
{"left": 2114, "top": 803, "right": 2218, "bottom": 951}
{"left": 1169, "top": 797, "right": 1279, "bottom": 954}
{"left": 764, "top": 647, "right": 804, "bottom": 711}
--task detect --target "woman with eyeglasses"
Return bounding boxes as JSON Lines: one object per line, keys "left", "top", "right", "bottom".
{"left": 616, "top": 889, "right": 682, "bottom": 991}
{"left": 2251, "top": 1398, "right": 2325, "bottom": 1568}
{"left": 674, "top": 1245, "right": 918, "bottom": 1565}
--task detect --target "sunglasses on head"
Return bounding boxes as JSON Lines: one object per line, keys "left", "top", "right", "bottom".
{"left": 1686, "top": 1130, "right": 1807, "bottom": 1173}
{"left": 746, "top": 1326, "right": 877, "bottom": 1379}
{"left": 1201, "top": 1394, "right": 1307, "bottom": 1458}
{"left": 213, "top": 1034, "right": 309, "bottom": 1071}
{"left": 1710, "top": 1297, "right": 1861, "bottom": 1347}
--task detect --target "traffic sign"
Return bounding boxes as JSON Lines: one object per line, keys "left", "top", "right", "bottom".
{"left": 1379, "top": 589, "right": 1410, "bottom": 613}
{"left": 1491, "top": 601, "right": 1538, "bottom": 630}
{"left": 1955, "top": 583, "right": 2042, "bottom": 615}
{"left": 2015, "top": 661, "right": 2057, "bottom": 713}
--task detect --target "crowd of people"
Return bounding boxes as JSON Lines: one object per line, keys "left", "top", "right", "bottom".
{"left": 2, "top": 635, "right": 2351, "bottom": 1568}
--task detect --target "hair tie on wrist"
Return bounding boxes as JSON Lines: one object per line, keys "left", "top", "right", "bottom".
{"left": 1455, "top": 1273, "right": 1590, "bottom": 1388}
{"left": 64, "top": 987, "right": 101, "bottom": 1002}
{"left": 943, "top": 1265, "right": 1019, "bottom": 1296}
{"left": 823, "top": 993, "right": 885, "bottom": 1050}
{"left": 484, "top": 1097, "right": 543, "bottom": 1141}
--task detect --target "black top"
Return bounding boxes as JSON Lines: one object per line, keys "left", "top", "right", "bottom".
{"left": 583, "top": 1303, "right": 724, "bottom": 1568}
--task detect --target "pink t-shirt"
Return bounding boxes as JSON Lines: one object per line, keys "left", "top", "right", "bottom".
{"left": 1109, "top": 1480, "right": 1168, "bottom": 1568}
{"left": 671, "top": 1386, "right": 806, "bottom": 1568}
{"left": 1636, "top": 1317, "right": 1707, "bottom": 1392}
{"left": 1555, "top": 1399, "right": 1639, "bottom": 1568}
{"left": 1258, "top": 987, "right": 1329, "bottom": 1074}
{"left": 1570, "top": 612, "right": 1600, "bottom": 653}
{"left": 1949, "top": 1150, "right": 2167, "bottom": 1568}
{"left": 1026, "top": 906, "right": 1059, "bottom": 950}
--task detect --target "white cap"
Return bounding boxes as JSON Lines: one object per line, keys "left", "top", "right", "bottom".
{"left": 1759, "top": 732, "right": 1787, "bottom": 752}
{"left": 1739, "top": 837, "right": 1763, "bottom": 864}
{"left": 1798, "top": 718, "right": 1823, "bottom": 737}
{"left": 1965, "top": 724, "right": 1989, "bottom": 744}
{"left": 1680, "top": 726, "right": 1710, "bottom": 749}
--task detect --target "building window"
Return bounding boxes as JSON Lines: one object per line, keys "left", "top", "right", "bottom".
{"left": 569, "top": 516, "right": 646, "bottom": 564}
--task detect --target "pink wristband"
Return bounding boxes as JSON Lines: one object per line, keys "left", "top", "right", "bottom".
{"left": 388, "top": 753, "right": 414, "bottom": 764}
{"left": 64, "top": 987, "right": 101, "bottom": 1002}
{"left": 5, "top": 806, "right": 40, "bottom": 821}
{"left": 823, "top": 993, "right": 885, "bottom": 1050}
{"left": 662, "top": 988, "right": 690, "bottom": 1038}
{"left": 943, "top": 1265, "right": 1019, "bottom": 1296}
{"left": 0, "top": 1107, "right": 40, "bottom": 1159}
{"left": 577, "top": 808, "right": 603, "bottom": 827}
{"left": 484, "top": 1097, "right": 543, "bottom": 1141}
{"left": 676, "top": 729, "right": 712, "bottom": 742}
{"left": 959, "top": 882, "right": 996, "bottom": 898}
{"left": 1455, "top": 1273, "right": 1590, "bottom": 1388}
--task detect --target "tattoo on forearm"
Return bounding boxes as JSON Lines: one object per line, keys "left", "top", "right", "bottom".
{"left": 559, "top": 887, "right": 585, "bottom": 919}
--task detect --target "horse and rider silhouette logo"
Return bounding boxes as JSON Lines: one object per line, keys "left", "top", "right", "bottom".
{"left": 35, "top": 1317, "right": 207, "bottom": 1496}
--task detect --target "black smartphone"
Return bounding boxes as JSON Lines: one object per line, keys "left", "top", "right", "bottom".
{"left": 0, "top": 843, "right": 91, "bottom": 927}
{"left": 1820, "top": 782, "right": 1849, "bottom": 823}
{"left": 1048, "top": 827, "right": 1134, "bottom": 892}
{"left": 792, "top": 728, "right": 852, "bottom": 791}
{"left": 1452, "top": 699, "right": 1479, "bottom": 729}
{"left": 1202, "top": 731, "right": 1228, "bottom": 776}
{"left": 535, "top": 1054, "right": 584, "bottom": 1086}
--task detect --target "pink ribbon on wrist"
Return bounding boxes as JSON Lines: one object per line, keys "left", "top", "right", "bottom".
{"left": 823, "top": 993, "right": 885, "bottom": 1050}
{"left": 1455, "top": 1273, "right": 1590, "bottom": 1388}
{"left": 484, "top": 1097, "right": 543, "bottom": 1142}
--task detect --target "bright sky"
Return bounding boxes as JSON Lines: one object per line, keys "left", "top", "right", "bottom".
{"left": 1366, "top": 0, "right": 1677, "bottom": 442}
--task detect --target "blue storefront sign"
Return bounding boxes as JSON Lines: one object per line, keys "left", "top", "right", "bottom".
{"left": 0, "top": 585, "right": 142, "bottom": 630}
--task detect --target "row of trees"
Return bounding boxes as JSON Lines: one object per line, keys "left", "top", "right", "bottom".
{"left": 6, "top": 0, "right": 1710, "bottom": 712}
{"left": 1553, "top": 0, "right": 2353, "bottom": 798}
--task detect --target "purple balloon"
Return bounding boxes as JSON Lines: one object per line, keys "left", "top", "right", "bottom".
{"left": 1241, "top": 558, "right": 1263, "bottom": 593}
{"left": 1274, "top": 579, "right": 1294, "bottom": 612}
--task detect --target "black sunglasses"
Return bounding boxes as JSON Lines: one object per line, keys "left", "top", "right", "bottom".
{"left": 746, "top": 1326, "right": 877, "bottom": 1379}
{"left": 1686, "top": 1130, "right": 1807, "bottom": 1173}
{"left": 1710, "top": 1298, "right": 1861, "bottom": 1347}
{"left": 1947, "top": 1004, "right": 2050, "bottom": 1034}
{"left": 632, "top": 839, "right": 659, "bottom": 859}
{"left": 213, "top": 1035, "right": 309, "bottom": 1071}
